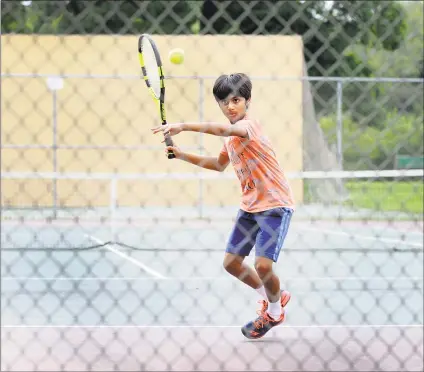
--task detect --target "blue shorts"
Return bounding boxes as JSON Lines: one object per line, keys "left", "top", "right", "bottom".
{"left": 225, "top": 207, "right": 293, "bottom": 262}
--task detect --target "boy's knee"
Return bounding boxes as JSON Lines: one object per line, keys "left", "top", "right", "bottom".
{"left": 223, "top": 253, "right": 243, "bottom": 273}
{"left": 254, "top": 257, "right": 273, "bottom": 277}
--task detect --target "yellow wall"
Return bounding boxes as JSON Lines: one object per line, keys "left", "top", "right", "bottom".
{"left": 1, "top": 34, "right": 304, "bottom": 209}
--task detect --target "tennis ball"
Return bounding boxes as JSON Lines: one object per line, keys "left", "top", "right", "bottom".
{"left": 169, "top": 48, "right": 184, "bottom": 65}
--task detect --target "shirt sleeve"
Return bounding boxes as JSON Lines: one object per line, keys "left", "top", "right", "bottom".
{"left": 244, "top": 120, "right": 258, "bottom": 140}
{"left": 219, "top": 142, "right": 228, "bottom": 156}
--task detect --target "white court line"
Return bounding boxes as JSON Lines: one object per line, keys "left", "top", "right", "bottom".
{"left": 2, "top": 276, "right": 423, "bottom": 282}
{"left": 300, "top": 227, "right": 424, "bottom": 248}
{"left": 85, "top": 234, "right": 166, "bottom": 279}
{"left": 2, "top": 324, "right": 423, "bottom": 329}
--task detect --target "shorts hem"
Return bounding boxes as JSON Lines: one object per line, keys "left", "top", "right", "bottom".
{"left": 225, "top": 247, "right": 251, "bottom": 257}
{"left": 255, "top": 251, "right": 279, "bottom": 262}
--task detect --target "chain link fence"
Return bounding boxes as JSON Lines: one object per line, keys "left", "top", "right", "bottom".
{"left": 1, "top": 1, "right": 423, "bottom": 371}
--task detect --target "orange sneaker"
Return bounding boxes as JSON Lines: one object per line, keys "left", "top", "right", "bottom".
{"left": 241, "top": 309, "right": 285, "bottom": 339}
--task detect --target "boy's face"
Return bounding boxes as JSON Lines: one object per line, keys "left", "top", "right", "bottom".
{"left": 217, "top": 94, "right": 250, "bottom": 124}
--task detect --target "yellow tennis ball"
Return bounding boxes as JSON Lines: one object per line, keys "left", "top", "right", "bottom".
{"left": 169, "top": 48, "right": 184, "bottom": 65}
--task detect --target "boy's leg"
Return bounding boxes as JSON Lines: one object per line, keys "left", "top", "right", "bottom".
{"left": 255, "top": 256, "right": 281, "bottom": 305}
{"left": 255, "top": 207, "right": 293, "bottom": 306}
{"left": 223, "top": 210, "right": 264, "bottom": 292}
{"left": 223, "top": 253, "right": 263, "bottom": 290}
{"left": 241, "top": 207, "right": 294, "bottom": 339}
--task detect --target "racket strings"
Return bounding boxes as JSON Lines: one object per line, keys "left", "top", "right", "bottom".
{"left": 141, "top": 38, "right": 161, "bottom": 99}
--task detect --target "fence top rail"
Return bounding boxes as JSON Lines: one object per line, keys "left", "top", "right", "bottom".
{"left": 2, "top": 72, "right": 424, "bottom": 83}
{"left": 1, "top": 169, "right": 423, "bottom": 181}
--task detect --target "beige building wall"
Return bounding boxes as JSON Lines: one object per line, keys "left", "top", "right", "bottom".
{"left": 2, "top": 34, "right": 304, "bottom": 209}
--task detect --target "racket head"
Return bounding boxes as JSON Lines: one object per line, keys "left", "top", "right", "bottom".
{"left": 138, "top": 34, "right": 175, "bottom": 159}
{"left": 138, "top": 34, "right": 164, "bottom": 102}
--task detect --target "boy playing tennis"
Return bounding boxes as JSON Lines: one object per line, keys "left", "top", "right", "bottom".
{"left": 151, "top": 73, "right": 295, "bottom": 339}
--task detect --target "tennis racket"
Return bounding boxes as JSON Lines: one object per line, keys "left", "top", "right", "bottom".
{"left": 138, "top": 34, "right": 175, "bottom": 159}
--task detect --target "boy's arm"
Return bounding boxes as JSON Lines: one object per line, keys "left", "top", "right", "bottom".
{"left": 181, "top": 121, "right": 249, "bottom": 138}
{"left": 166, "top": 145, "right": 230, "bottom": 172}
{"left": 152, "top": 120, "right": 250, "bottom": 139}
{"left": 180, "top": 151, "right": 230, "bottom": 172}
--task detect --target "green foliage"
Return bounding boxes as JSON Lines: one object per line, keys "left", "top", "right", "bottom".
{"left": 320, "top": 112, "right": 423, "bottom": 170}
{"left": 346, "top": 2, "right": 423, "bottom": 78}
{"left": 338, "top": 1, "right": 424, "bottom": 126}
{"left": 319, "top": 2, "right": 423, "bottom": 123}
{"left": 340, "top": 79, "right": 423, "bottom": 131}
{"left": 1, "top": 0, "right": 198, "bottom": 35}
{"left": 200, "top": 0, "right": 407, "bottom": 77}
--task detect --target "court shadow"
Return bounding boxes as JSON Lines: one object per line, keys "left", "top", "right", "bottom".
{"left": 242, "top": 336, "right": 285, "bottom": 344}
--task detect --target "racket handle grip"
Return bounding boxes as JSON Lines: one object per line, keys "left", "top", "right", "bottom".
{"left": 167, "top": 151, "right": 176, "bottom": 159}
{"left": 164, "top": 136, "right": 176, "bottom": 159}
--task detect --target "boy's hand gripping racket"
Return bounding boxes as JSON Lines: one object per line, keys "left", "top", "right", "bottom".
{"left": 138, "top": 34, "right": 175, "bottom": 159}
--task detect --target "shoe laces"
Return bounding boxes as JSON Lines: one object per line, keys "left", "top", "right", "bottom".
{"left": 253, "top": 311, "right": 272, "bottom": 330}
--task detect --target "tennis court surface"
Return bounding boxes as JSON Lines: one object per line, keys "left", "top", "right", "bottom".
{"left": 1, "top": 205, "right": 423, "bottom": 371}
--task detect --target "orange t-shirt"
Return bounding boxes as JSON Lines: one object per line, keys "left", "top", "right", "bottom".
{"left": 220, "top": 118, "right": 295, "bottom": 213}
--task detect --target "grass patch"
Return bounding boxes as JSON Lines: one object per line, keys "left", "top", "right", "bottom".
{"left": 344, "top": 181, "right": 423, "bottom": 214}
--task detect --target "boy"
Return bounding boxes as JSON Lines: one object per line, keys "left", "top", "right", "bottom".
{"left": 151, "top": 73, "right": 295, "bottom": 339}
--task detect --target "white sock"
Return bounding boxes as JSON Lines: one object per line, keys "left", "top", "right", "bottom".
{"left": 267, "top": 297, "right": 282, "bottom": 320}
{"left": 255, "top": 285, "right": 267, "bottom": 300}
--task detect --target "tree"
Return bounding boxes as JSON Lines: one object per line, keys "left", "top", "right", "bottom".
{"left": 342, "top": 1, "right": 423, "bottom": 125}
{"left": 1, "top": 0, "right": 197, "bottom": 35}
{"left": 200, "top": 0, "right": 407, "bottom": 78}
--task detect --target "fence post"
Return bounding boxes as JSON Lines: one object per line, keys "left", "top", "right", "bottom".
{"left": 198, "top": 78, "right": 204, "bottom": 219}
{"left": 336, "top": 80, "right": 343, "bottom": 171}
{"left": 46, "top": 77, "right": 64, "bottom": 219}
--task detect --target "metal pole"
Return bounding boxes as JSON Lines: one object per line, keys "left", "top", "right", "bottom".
{"left": 336, "top": 80, "right": 343, "bottom": 171}
{"left": 336, "top": 80, "right": 344, "bottom": 210}
{"left": 52, "top": 90, "right": 58, "bottom": 219}
{"left": 47, "top": 77, "right": 63, "bottom": 219}
{"left": 198, "top": 78, "right": 204, "bottom": 219}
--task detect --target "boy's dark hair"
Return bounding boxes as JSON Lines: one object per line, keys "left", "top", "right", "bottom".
{"left": 212, "top": 73, "right": 252, "bottom": 101}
